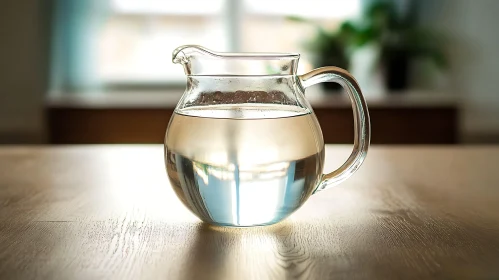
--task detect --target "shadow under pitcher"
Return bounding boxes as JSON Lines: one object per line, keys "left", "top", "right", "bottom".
{"left": 165, "top": 45, "right": 370, "bottom": 227}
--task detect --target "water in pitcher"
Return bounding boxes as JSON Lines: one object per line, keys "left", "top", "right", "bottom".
{"left": 165, "top": 104, "right": 324, "bottom": 226}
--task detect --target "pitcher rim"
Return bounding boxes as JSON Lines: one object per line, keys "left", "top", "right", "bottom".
{"left": 173, "top": 45, "right": 300, "bottom": 64}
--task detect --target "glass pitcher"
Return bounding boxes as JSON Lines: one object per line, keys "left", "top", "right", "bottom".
{"left": 165, "top": 45, "right": 370, "bottom": 227}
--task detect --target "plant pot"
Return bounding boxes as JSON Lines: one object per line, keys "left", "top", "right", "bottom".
{"left": 322, "top": 81, "right": 343, "bottom": 92}
{"left": 385, "top": 52, "right": 410, "bottom": 91}
{"left": 315, "top": 51, "right": 348, "bottom": 93}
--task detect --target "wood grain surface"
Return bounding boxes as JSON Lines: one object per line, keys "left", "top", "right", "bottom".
{"left": 1, "top": 145, "right": 499, "bottom": 279}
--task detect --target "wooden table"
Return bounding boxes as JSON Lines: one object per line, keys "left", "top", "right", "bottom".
{"left": 1, "top": 145, "right": 499, "bottom": 279}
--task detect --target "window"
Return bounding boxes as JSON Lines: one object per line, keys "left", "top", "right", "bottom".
{"left": 51, "top": 0, "right": 361, "bottom": 90}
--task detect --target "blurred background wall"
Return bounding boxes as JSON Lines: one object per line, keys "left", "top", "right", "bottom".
{"left": 0, "top": 0, "right": 498, "bottom": 144}
{"left": 0, "top": 0, "right": 50, "bottom": 143}
{"left": 418, "top": 0, "right": 499, "bottom": 142}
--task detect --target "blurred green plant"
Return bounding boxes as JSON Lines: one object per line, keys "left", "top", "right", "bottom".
{"left": 289, "top": 0, "right": 448, "bottom": 90}
{"left": 354, "top": 1, "right": 446, "bottom": 67}
{"left": 287, "top": 15, "right": 349, "bottom": 70}
{"left": 287, "top": 16, "right": 348, "bottom": 90}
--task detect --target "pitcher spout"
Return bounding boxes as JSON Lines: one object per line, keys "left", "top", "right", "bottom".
{"left": 172, "top": 45, "right": 218, "bottom": 64}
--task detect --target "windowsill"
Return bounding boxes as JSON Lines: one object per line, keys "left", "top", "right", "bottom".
{"left": 46, "top": 88, "right": 460, "bottom": 109}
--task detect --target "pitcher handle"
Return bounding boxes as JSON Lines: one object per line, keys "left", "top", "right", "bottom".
{"left": 299, "top": 67, "right": 371, "bottom": 193}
